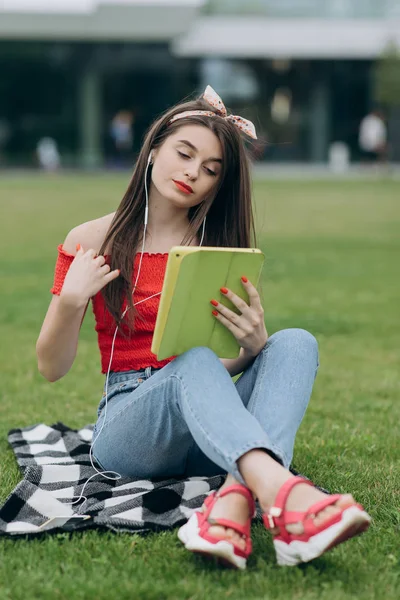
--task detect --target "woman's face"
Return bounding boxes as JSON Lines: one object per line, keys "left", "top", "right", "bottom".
{"left": 150, "top": 124, "right": 223, "bottom": 209}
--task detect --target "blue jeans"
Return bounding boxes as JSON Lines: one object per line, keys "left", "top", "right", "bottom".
{"left": 92, "top": 328, "right": 319, "bottom": 484}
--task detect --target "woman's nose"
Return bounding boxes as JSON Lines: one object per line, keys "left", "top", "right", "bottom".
{"left": 184, "top": 165, "right": 199, "bottom": 181}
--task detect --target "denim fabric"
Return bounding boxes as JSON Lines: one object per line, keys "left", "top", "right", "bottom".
{"left": 92, "top": 328, "right": 319, "bottom": 484}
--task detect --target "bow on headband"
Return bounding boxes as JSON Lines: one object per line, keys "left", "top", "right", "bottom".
{"left": 169, "top": 85, "right": 257, "bottom": 140}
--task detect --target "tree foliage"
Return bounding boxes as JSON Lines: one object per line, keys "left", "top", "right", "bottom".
{"left": 373, "top": 42, "right": 400, "bottom": 108}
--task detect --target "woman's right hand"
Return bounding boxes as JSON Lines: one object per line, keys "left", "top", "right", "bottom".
{"left": 60, "top": 244, "right": 120, "bottom": 307}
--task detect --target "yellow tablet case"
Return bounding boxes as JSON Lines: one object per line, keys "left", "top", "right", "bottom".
{"left": 151, "top": 246, "right": 265, "bottom": 360}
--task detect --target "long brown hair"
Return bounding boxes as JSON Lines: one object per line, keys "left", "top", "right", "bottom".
{"left": 100, "top": 92, "right": 257, "bottom": 329}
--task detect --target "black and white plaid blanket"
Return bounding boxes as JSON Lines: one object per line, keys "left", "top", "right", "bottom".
{"left": 0, "top": 422, "right": 225, "bottom": 537}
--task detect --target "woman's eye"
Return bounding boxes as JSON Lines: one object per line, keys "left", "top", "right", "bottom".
{"left": 178, "top": 150, "right": 217, "bottom": 176}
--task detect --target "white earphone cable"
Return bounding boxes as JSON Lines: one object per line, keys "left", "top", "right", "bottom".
{"left": 66, "top": 155, "right": 206, "bottom": 507}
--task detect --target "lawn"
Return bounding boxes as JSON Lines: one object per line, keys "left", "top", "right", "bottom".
{"left": 0, "top": 174, "right": 399, "bottom": 600}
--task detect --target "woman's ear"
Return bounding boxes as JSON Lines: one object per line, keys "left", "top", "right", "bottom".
{"left": 151, "top": 148, "right": 159, "bottom": 164}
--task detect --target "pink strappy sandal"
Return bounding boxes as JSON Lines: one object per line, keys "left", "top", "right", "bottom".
{"left": 263, "top": 476, "right": 371, "bottom": 566}
{"left": 178, "top": 484, "right": 256, "bottom": 570}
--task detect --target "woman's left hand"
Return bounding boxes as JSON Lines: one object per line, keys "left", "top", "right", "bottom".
{"left": 211, "top": 277, "right": 268, "bottom": 358}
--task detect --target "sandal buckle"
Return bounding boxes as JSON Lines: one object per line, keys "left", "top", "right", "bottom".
{"left": 267, "top": 506, "right": 282, "bottom": 528}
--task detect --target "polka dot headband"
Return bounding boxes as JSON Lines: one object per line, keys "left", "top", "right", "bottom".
{"left": 169, "top": 85, "right": 257, "bottom": 140}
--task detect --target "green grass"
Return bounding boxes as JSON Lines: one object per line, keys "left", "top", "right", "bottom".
{"left": 0, "top": 175, "right": 399, "bottom": 600}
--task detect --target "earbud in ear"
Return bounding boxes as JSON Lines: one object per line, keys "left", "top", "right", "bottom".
{"left": 147, "top": 151, "right": 153, "bottom": 165}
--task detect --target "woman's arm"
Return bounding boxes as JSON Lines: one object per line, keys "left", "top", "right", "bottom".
{"left": 36, "top": 294, "right": 88, "bottom": 382}
{"left": 36, "top": 221, "right": 120, "bottom": 382}
{"left": 36, "top": 226, "right": 89, "bottom": 382}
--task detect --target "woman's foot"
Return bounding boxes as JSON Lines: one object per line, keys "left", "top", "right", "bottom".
{"left": 260, "top": 476, "right": 370, "bottom": 566}
{"left": 203, "top": 484, "right": 252, "bottom": 550}
{"left": 261, "top": 481, "right": 355, "bottom": 536}
{"left": 177, "top": 481, "right": 255, "bottom": 570}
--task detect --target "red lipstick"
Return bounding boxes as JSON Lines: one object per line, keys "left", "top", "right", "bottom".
{"left": 173, "top": 180, "right": 193, "bottom": 194}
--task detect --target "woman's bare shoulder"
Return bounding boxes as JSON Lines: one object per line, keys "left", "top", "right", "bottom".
{"left": 62, "top": 213, "right": 116, "bottom": 255}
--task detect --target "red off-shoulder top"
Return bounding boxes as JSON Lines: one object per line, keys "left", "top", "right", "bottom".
{"left": 50, "top": 245, "right": 175, "bottom": 373}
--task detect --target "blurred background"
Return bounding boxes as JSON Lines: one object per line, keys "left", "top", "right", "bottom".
{"left": 0, "top": 0, "right": 400, "bottom": 170}
{"left": 1, "top": 0, "right": 400, "bottom": 170}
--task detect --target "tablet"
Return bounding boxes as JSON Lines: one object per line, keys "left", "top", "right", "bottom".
{"left": 151, "top": 246, "right": 265, "bottom": 360}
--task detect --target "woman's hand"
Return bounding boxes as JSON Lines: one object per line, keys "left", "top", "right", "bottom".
{"left": 210, "top": 277, "right": 268, "bottom": 358}
{"left": 60, "top": 244, "right": 120, "bottom": 307}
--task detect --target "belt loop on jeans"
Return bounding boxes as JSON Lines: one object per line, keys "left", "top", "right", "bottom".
{"left": 144, "top": 366, "right": 152, "bottom": 379}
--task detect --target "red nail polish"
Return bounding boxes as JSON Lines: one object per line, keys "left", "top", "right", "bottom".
{"left": 210, "top": 299, "right": 218, "bottom": 307}
{"left": 241, "top": 276, "right": 248, "bottom": 283}
{"left": 212, "top": 310, "right": 218, "bottom": 316}
{"left": 220, "top": 287, "right": 228, "bottom": 294}
{"left": 76, "top": 243, "right": 81, "bottom": 251}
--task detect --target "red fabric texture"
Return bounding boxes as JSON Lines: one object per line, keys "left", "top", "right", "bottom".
{"left": 50, "top": 244, "right": 175, "bottom": 373}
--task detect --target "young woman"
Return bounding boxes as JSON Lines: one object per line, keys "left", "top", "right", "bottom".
{"left": 36, "top": 86, "right": 370, "bottom": 570}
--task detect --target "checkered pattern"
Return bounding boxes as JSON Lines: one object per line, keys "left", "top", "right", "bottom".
{"left": 0, "top": 423, "right": 224, "bottom": 536}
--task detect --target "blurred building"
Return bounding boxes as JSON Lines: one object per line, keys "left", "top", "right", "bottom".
{"left": 0, "top": 0, "right": 204, "bottom": 167}
{"left": 1, "top": 0, "right": 399, "bottom": 166}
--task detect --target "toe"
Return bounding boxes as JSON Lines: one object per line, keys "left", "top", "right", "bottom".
{"left": 208, "top": 525, "right": 246, "bottom": 550}
{"left": 284, "top": 492, "right": 359, "bottom": 535}
{"left": 337, "top": 494, "right": 356, "bottom": 507}
{"left": 313, "top": 494, "right": 357, "bottom": 527}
